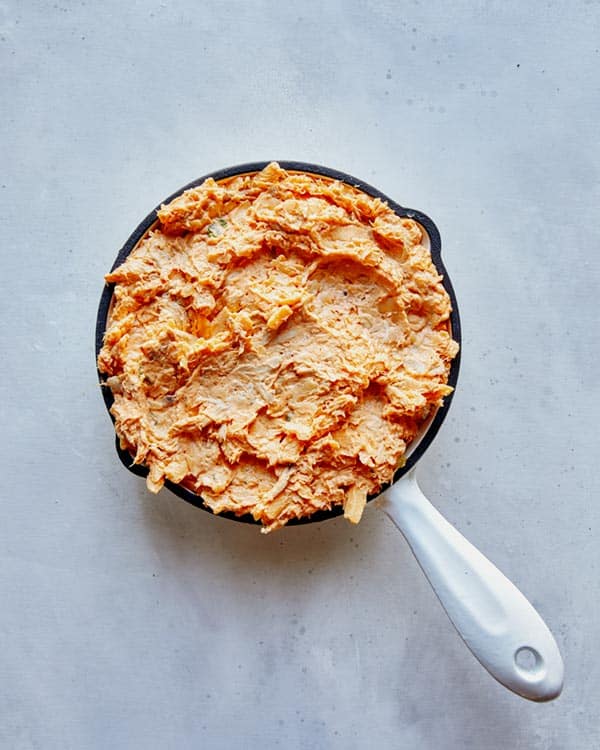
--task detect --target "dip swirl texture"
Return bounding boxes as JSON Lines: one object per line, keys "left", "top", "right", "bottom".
{"left": 98, "top": 163, "right": 459, "bottom": 531}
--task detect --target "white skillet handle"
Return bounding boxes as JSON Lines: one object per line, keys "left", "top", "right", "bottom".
{"left": 376, "top": 471, "right": 564, "bottom": 701}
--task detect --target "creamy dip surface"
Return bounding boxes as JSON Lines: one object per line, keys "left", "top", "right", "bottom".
{"left": 98, "top": 163, "right": 459, "bottom": 532}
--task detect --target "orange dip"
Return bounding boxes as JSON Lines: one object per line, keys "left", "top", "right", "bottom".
{"left": 98, "top": 163, "right": 458, "bottom": 531}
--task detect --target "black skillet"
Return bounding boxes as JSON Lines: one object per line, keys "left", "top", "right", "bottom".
{"left": 95, "top": 161, "right": 563, "bottom": 702}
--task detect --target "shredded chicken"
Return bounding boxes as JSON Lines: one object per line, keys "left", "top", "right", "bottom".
{"left": 98, "top": 162, "right": 459, "bottom": 532}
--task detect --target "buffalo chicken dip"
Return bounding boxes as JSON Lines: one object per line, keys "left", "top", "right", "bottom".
{"left": 98, "top": 163, "right": 458, "bottom": 531}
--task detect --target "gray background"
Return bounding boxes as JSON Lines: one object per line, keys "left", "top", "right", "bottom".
{"left": 2, "top": 1, "right": 599, "bottom": 748}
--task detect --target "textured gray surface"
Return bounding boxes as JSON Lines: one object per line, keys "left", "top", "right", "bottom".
{"left": 2, "top": 1, "right": 599, "bottom": 748}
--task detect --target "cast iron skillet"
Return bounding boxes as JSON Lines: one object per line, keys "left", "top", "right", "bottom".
{"left": 95, "top": 161, "right": 460, "bottom": 523}
{"left": 95, "top": 161, "right": 563, "bottom": 702}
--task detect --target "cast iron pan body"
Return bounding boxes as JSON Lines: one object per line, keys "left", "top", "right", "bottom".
{"left": 95, "top": 161, "right": 461, "bottom": 526}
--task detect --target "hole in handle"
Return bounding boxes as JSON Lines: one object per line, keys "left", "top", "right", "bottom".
{"left": 514, "top": 646, "right": 544, "bottom": 678}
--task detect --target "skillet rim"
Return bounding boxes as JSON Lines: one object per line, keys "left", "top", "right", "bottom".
{"left": 95, "top": 160, "right": 462, "bottom": 527}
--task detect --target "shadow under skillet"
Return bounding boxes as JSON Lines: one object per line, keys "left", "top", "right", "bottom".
{"left": 136, "top": 476, "right": 391, "bottom": 582}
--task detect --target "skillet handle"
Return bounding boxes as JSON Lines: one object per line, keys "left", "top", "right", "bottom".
{"left": 376, "top": 470, "right": 564, "bottom": 701}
